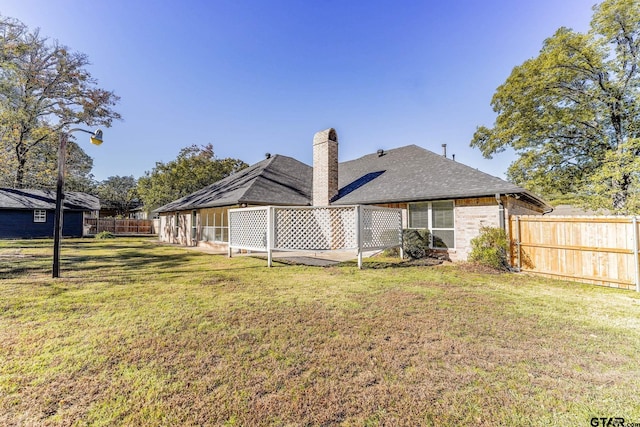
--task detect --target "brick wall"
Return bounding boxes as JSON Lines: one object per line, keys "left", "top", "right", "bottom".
{"left": 453, "top": 197, "right": 501, "bottom": 261}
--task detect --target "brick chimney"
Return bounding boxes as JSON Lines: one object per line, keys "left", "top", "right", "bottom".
{"left": 312, "top": 128, "right": 338, "bottom": 206}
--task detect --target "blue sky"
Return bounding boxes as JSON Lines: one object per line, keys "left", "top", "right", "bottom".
{"left": 1, "top": 0, "right": 595, "bottom": 182}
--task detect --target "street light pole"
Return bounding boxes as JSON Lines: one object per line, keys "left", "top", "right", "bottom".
{"left": 52, "top": 128, "right": 103, "bottom": 278}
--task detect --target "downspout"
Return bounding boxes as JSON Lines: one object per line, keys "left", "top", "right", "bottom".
{"left": 495, "top": 193, "right": 505, "bottom": 231}
{"left": 496, "top": 193, "right": 512, "bottom": 271}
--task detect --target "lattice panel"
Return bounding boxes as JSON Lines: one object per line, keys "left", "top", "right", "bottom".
{"left": 274, "top": 207, "right": 358, "bottom": 250}
{"left": 229, "top": 208, "right": 268, "bottom": 249}
{"left": 361, "top": 207, "right": 402, "bottom": 250}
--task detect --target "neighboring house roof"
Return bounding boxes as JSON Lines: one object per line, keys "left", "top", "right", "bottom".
{"left": 334, "top": 145, "right": 545, "bottom": 206}
{"left": 545, "top": 204, "right": 607, "bottom": 216}
{"left": 155, "top": 145, "right": 549, "bottom": 213}
{"left": 0, "top": 188, "right": 100, "bottom": 211}
{"left": 155, "top": 155, "right": 312, "bottom": 213}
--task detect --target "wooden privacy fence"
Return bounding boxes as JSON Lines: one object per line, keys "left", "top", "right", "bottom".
{"left": 84, "top": 218, "right": 156, "bottom": 235}
{"left": 510, "top": 215, "right": 640, "bottom": 291}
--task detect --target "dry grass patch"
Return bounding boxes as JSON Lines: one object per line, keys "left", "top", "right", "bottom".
{"left": 1, "top": 238, "right": 639, "bottom": 426}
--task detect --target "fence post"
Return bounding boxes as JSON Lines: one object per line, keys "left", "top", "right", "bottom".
{"left": 633, "top": 216, "right": 639, "bottom": 292}
{"left": 398, "top": 209, "right": 404, "bottom": 260}
{"left": 267, "top": 207, "right": 273, "bottom": 268}
{"left": 515, "top": 216, "right": 521, "bottom": 271}
{"left": 356, "top": 206, "right": 363, "bottom": 269}
{"left": 227, "top": 210, "right": 233, "bottom": 258}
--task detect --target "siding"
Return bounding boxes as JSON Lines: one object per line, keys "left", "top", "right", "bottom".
{"left": 0, "top": 210, "right": 85, "bottom": 238}
{"left": 158, "top": 211, "right": 194, "bottom": 245}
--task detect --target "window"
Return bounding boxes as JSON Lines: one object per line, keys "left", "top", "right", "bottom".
{"left": 408, "top": 201, "right": 455, "bottom": 249}
{"left": 408, "top": 202, "right": 429, "bottom": 229}
{"left": 431, "top": 201, "right": 455, "bottom": 248}
{"left": 33, "top": 210, "right": 46, "bottom": 223}
{"left": 200, "top": 207, "right": 229, "bottom": 242}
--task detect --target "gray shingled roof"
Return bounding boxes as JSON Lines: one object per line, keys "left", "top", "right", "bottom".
{"left": 334, "top": 145, "right": 546, "bottom": 206}
{"left": 155, "top": 155, "right": 312, "bottom": 212}
{"left": 0, "top": 188, "right": 100, "bottom": 211}
{"left": 155, "top": 144, "right": 549, "bottom": 213}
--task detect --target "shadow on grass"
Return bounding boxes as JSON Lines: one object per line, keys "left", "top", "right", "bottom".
{"left": 0, "top": 253, "right": 51, "bottom": 278}
{"left": 336, "top": 258, "right": 444, "bottom": 269}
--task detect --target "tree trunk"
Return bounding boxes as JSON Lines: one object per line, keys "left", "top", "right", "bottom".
{"left": 612, "top": 173, "right": 630, "bottom": 212}
{"left": 14, "top": 156, "right": 26, "bottom": 188}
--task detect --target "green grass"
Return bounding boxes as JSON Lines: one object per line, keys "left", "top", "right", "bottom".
{"left": 1, "top": 237, "right": 640, "bottom": 426}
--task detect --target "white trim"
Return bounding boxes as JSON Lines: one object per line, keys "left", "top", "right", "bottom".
{"left": 33, "top": 209, "right": 47, "bottom": 223}
{"left": 407, "top": 200, "right": 456, "bottom": 249}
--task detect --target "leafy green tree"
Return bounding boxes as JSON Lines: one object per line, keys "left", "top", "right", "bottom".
{"left": 0, "top": 129, "right": 96, "bottom": 191}
{"left": 0, "top": 15, "right": 120, "bottom": 189}
{"left": 137, "top": 144, "right": 248, "bottom": 211}
{"left": 97, "top": 175, "right": 139, "bottom": 217}
{"left": 471, "top": 0, "right": 640, "bottom": 214}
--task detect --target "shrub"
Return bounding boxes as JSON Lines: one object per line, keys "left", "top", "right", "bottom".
{"left": 402, "top": 229, "right": 431, "bottom": 260}
{"left": 468, "top": 226, "right": 510, "bottom": 270}
{"left": 95, "top": 231, "right": 115, "bottom": 240}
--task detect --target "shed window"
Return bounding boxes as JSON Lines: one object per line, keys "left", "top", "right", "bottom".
{"left": 408, "top": 201, "right": 455, "bottom": 249}
{"left": 34, "top": 210, "right": 46, "bottom": 223}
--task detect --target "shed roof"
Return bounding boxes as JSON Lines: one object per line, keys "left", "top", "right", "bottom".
{"left": 0, "top": 188, "right": 100, "bottom": 211}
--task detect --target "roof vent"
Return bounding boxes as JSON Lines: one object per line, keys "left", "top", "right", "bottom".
{"left": 441, "top": 144, "right": 447, "bottom": 158}
{"left": 377, "top": 149, "right": 384, "bottom": 157}
{"left": 265, "top": 153, "right": 271, "bottom": 159}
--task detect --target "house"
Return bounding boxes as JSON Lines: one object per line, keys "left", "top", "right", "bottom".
{"left": 0, "top": 188, "right": 100, "bottom": 238}
{"left": 155, "top": 128, "right": 550, "bottom": 261}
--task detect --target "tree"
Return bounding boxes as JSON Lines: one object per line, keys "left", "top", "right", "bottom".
{"left": 471, "top": 0, "right": 640, "bottom": 214}
{"left": 137, "top": 144, "right": 248, "bottom": 210}
{"left": 97, "top": 175, "right": 139, "bottom": 217}
{"left": 0, "top": 130, "right": 96, "bottom": 191}
{"left": 0, "top": 15, "right": 120, "bottom": 189}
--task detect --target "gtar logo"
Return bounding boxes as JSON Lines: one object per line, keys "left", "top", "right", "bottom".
{"left": 591, "top": 418, "right": 625, "bottom": 427}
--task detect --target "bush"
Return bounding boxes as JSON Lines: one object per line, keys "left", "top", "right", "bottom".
{"left": 95, "top": 231, "right": 115, "bottom": 240}
{"left": 402, "top": 229, "right": 432, "bottom": 260}
{"left": 468, "top": 226, "right": 510, "bottom": 270}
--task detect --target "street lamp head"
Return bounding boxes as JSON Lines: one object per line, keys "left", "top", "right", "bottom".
{"left": 90, "top": 129, "right": 104, "bottom": 146}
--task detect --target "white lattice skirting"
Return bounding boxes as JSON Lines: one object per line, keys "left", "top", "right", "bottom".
{"left": 228, "top": 205, "right": 402, "bottom": 268}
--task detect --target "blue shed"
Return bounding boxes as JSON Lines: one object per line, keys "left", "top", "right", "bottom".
{"left": 0, "top": 188, "right": 100, "bottom": 239}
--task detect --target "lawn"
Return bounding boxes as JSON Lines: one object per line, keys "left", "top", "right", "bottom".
{"left": 1, "top": 237, "right": 639, "bottom": 426}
